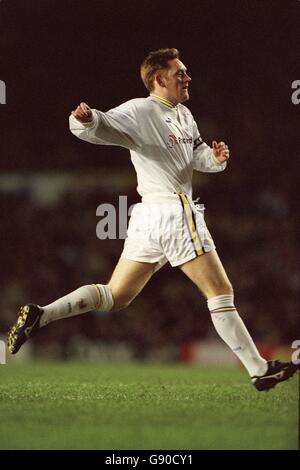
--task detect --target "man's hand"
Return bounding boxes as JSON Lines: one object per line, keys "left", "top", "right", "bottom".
{"left": 212, "top": 141, "right": 230, "bottom": 163}
{"left": 71, "top": 102, "right": 93, "bottom": 123}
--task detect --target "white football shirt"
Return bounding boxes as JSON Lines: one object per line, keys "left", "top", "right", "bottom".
{"left": 69, "top": 95, "right": 226, "bottom": 197}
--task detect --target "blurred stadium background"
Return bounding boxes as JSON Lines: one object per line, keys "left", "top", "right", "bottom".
{"left": 0, "top": 0, "right": 299, "bottom": 451}
{"left": 1, "top": 0, "right": 299, "bottom": 366}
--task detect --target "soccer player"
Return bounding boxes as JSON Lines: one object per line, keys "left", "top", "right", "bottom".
{"left": 8, "top": 48, "right": 298, "bottom": 391}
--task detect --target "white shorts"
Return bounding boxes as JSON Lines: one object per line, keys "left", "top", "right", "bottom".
{"left": 121, "top": 193, "right": 216, "bottom": 269}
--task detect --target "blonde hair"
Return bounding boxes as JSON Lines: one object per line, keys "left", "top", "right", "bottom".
{"left": 140, "top": 48, "right": 180, "bottom": 92}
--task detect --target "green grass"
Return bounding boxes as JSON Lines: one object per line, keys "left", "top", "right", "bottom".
{"left": 0, "top": 361, "right": 298, "bottom": 450}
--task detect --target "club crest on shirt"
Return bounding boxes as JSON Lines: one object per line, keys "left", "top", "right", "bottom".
{"left": 167, "top": 134, "right": 177, "bottom": 148}
{"left": 167, "top": 133, "right": 193, "bottom": 149}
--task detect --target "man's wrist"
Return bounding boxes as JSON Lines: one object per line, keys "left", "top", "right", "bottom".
{"left": 211, "top": 149, "right": 224, "bottom": 165}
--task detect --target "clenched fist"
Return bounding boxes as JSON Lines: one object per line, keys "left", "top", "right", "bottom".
{"left": 212, "top": 141, "right": 230, "bottom": 163}
{"left": 71, "top": 102, "right": 93, "bottom": 123}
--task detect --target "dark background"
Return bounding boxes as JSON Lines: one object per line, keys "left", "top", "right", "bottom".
{"left": 0, "top": 0, "right": 299, "bottom": 358}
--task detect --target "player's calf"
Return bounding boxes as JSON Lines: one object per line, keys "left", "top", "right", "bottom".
{"left": 7, "top": 284, "right": 115, "bottom": 355}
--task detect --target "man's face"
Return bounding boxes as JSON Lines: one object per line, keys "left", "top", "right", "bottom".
{"left": 162, "top": 58, "right": 191, "bottom": 104}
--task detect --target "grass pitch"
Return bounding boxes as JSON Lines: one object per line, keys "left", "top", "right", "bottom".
{"left": 0, "top": 361, "right": 298, "bottom": 450}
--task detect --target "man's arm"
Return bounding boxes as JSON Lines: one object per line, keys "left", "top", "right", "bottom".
{"left": 192, "top": 120, "right": 229, "bottom": 173}
{"left": 69, "top": 101, "right": 140, "bottom": 151}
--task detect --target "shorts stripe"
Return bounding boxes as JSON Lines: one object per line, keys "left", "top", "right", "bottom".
{"left": 191, "top": 208, "right": 206, "bottom": 253}
{"left": 177, "top": 192, "right": 204, "bottom": 256}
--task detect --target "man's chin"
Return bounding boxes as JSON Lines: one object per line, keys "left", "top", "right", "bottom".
{"left": 180, "top": 91, "right": 190, "bottom": 103}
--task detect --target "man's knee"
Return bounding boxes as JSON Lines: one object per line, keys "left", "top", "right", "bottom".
{"left": 92, "top": 282, "right": 137, "bottom": 312}
{"left": 219, "top": 279, "right": 233, "bottom": 294}
{"left": 107, "top": 286, "right": 133, "bottom": 312}
{"left": 110, "top": 297, "right": 132, "bottom": 312}
{"left": 205, "top": 279, "right": 234, "bottom": 298}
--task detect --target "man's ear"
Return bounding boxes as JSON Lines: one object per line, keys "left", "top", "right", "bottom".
{"left": 155, "top": 74, "right": 166, "bottom": 88}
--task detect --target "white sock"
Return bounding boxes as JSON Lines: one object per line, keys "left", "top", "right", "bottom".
{"left": 207, "top": 294, "right": 267, "bottom": 377}
{"left": 40, "top": 284, "right": 114, "bottom": 327}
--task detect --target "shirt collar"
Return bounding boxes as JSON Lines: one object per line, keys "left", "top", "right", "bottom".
{"left": 150, "top": 94, "right": 177, "bottom": 109}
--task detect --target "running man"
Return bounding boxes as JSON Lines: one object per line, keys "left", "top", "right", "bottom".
{"left": 7, "top": 48, "right": 299, "bottom": 391}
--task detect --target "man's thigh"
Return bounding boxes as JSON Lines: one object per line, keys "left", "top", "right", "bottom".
{"left": 108, "top": 258, "right": 157, "bottom": 310}
{"left": 179, "top": 250, "right": 232, "bottom": 299}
